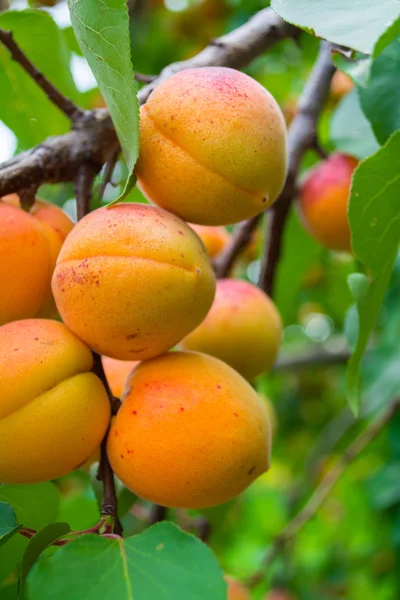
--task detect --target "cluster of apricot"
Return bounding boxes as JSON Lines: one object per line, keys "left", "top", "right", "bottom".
{"left": 1, "top": 67, "right": 289, "bottom": 517}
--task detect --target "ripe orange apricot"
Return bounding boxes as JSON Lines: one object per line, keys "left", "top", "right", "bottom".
{"left": 298, "top": 153, "right": 358, "bottom": 252}
{"left": 0, "top": 194, "right": 73, "bottom": 324}
{"left": 188, "top": 223, "right": 231, "bottom": 258}
{"left": 330, "top": 70, "right": 353, "bottom": 102}
{"left": 52, "top": 203, "right": 216, "bottom": 360}
{"left": 136, "top": 67, "right": 287, "bottom": 225}
{"left": 225, "top": 576, "right": 251, "bottom": 600}
{"left": 102, "top": 356, "right": 139, "bottom": 398}
{"left": 0, "top": 319, "right": 110, "bottom": 483}
{"left": 107, "top": 351, "right": 271, "bottom": 509}
{"left": 181, "top": 279, "right": 282, "bottom": 380}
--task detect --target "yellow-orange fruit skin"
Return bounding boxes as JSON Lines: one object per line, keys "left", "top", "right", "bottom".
{"left": 0, "top": 195, "right": 74, "bottom": 323}
{"left": 136, "top": 67, "right": 287, "bottom": 225}
{"left": 0, "top": 202, "right": 50, "bottom": 325}
{"left": 225, "top": 576, "right": 251, "bottom": 600}
{"left": 181, "top": 279, "right": 282, "bottom": 380}
{"left": 30, "top": 198, "right": 74, "bottom": 316}
{"left": 52, "top": 203, "right": 216, "bottom": 360}
{"left": 330, "top": 70, "right": 353, "bottom": 101}
{"left": 188, "top": 223, "right": 231, "bottom": 258}
{"left": 107, "top": 352, "right": 271, "bottom": 509}
{"left": 298, "top": 154, "right": 358, "bottom": 252}
{"left": 102, "top": 356, "right": 139, "bottom": 398}
{"left": 0, "top": 319, "right": 110, "bottom": 484}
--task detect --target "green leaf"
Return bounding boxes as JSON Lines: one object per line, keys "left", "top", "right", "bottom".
{"left": 27, "top": 522, "right": 226, "bottom": 599}
{"left": 347, "top": 273, "right": 370, "bottom": 302}
{"left": 0, "top": 10, "right": 79, "bottom": 149}
{"left": 0, "top": 483, "right": 60, "bottom": 530}
{"left": 374, "top": 15, "right": 400, "bottom": 56}
{"left": 330, "top": 90, "right": 380, "bottom": 159}
{"left": 271, "top": 0, "right": 400, "bottom": 55}
{"left": 274, "top": 209, "right": 321, "bottom": 323}
{"left": 67, "top": 0, "right": 140, "bottom": 199}
{"left": 0, "top": 503, "right": 20, "bottom": 548}
{"left": 19, "top": 523, "right": 71, "bottom": 597}
{"left": 346, "top": 131, "right": 400, "bottom": 413}
{"left": 58, "top": 495, "right": 100, "bottom": 532}
{"left": 358, "top": 37, "right": 400, "bottom": 145}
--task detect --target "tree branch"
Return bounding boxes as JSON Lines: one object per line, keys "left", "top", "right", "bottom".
{"left": 0, "top": 110, "right": 119, "bottom": 196}
{"left": 74, "top": 162, "right": 99, "bottom": 221}
{"left": 92, "top": 353, "right": 122, "bottom": 536}
{"left": 258, "top": 41, "right": 336, "bottom": 297}
{"left": 0, "top": 8, "right": 296, "bottom": 197}
{"left": 0, "top": 28, "right": 83, "bottom": 122}
{"left": 213, "top": 215, "right": 261, "bottom": 278}
{"left": 137, "top": 8, "right": 297, "bottom": 104}
{"left": 272, "top": 343, "right": 351, "bottom": 372}
{"left": 247, "top": 396, "right": 400, "bottom": 587}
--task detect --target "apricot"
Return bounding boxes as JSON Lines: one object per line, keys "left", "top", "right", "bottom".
{"left": 102, "top": 356, "right": 139, "bottom": 398}
{"left": 0, "top": 319, "right": 110, "bottom": 483}
{"left": 298, "top": 153, "right": 358, "bottom": 252}
{"left": 181, "top": 279, "right": 282, "bottom": 380}
{"left": 330, "top": 70, "right": 353, "bottom": 102}
{"left": 0, "top": 194, "right": 73, "bottom": 324}
{"left": 52, "top": 203, "right": 216, "bottom": 360}
{"left": 107, "top": 351, "right": 271, "bottom": 509}
{"left": 136, "top": 67, "right": 287, "bottom": 225}
{"left": 188, "top": 223, "right": 231, "bottom": 258}
{"left": 225, "top": 576, "right": 251, "bottom": 600}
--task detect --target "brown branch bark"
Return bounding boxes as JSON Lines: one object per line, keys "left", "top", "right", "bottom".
{"left": 258, "top": 41, "right": 336, "bottom": 297}
{"left": 0, "top": 28, "right": 83, "bottom": 122}
{"left": 74, "top": 162, "right": 99, "bottom": 221}
{"left": 213, "top": 215, "right": 261, "bottom": 278}
{"left": 272, "top": 342, "right": 351, "bottom": 372}
{"left": 137, "top": 8, "right": 297, "bottom": 104}
{"left": 0, "top": 8, "right": 296, "bottom": 197}
{"left": 92, "top": 353, "right": 122, "bottom": 536}
{"left": 0, "top": 110, "right": 119, "bottom": 196}
{"left": 247, "top": 396, "right": 400, "bottom": 587}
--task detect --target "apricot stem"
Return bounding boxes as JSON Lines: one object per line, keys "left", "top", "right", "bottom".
{"left": 74, "top": 162, "right": 99, "bottom": 221}
{"left": 0, "top": 29, "right": 83, "bottom": 122}
{"left": 92, "top": 352, "right": 123, "bottom": 536}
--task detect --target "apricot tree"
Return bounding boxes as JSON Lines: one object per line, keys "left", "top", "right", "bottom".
{"left": 1, "top": 1, "right": 400, "bottom": 599}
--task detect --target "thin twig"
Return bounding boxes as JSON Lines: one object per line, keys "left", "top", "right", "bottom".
{"left": 0, "top": 29, "right": 83, "bottom": 122}
{"left": 138, "top": 8, "right": 297, "bottom": 104}
{"left": 213, "top": 214, "right": 261, "bottom": 278}
{"left": 272, "top": 344, "right": 351, "bottom": 372}
{"left": 92, "top": 353, "right": 123, "bottom": 536}
{"left": 74, "top": 162, "right": 99, "bottom": 221}
{"left": 247, "top": 396, "right": 400, "bottom": 586}
{"left": 258, "top": 42, "right": 336, "bottom": 297}
{"left": 97, "top": 148, "right": 121, "bottom": 202}
{"left": 149, "top": 505, "right": 167, "bottom": 525}
{"left": 135, "top": 72, "right": 156, "bottom": 84}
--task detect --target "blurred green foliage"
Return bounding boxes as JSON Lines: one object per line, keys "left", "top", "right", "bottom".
{"left": 1, "top": 0, "right": 400, "bottom": 598}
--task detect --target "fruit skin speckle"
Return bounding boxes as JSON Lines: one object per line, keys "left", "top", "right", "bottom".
{"left": 52, "top": 203, "right": 216, "bottom": 360}
{"left": 136, "top": 66, "right": 287, "bottom": 226}
{"left": 107, "top": 351, "right": 271, "bottom": 509}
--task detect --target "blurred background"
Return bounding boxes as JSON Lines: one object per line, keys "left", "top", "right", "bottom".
{"left": 1, "top": 1, "right": 400, "bottom": 599}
